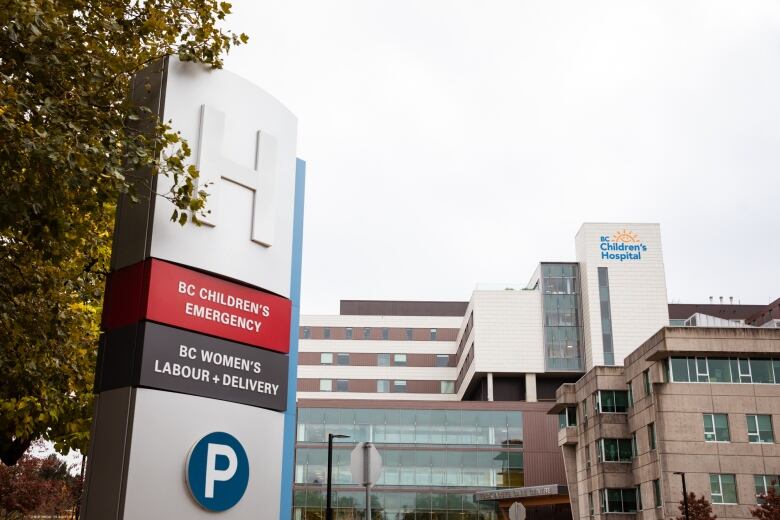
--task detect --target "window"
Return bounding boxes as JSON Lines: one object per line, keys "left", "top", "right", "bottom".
{"left": 430, "top": 328, "right": 437, "bottom": 340}
{"left": 377, "top": 353, "right": 390, "bottom": 366}
{"left": 393, "top": 380, "right": 407, "bottom": 393}
{"left": 336, "top": 353, "right": 349, "bottom": 366}
{"left": 596, "top": 390, "right": 629, "bottom": 413}
{"left": 703, "top": 414, "right": 730, "bottom": 442}
{"left": 382, "top": 328, "right": 389, "bottom": 340}
{"left": 559, "top": 407, "right": 577, "bottom": 429}
{"left": 320, "top": 353, "right": 333, "bottom": 365}
{"left": 600, "top": 489, "right": 639, "bottom": 513}
{"left": 323, "top": 327, "right": 331, "bottom": 339}
{"left": 747, "top": 415, "right": 774, "bottom": 443}
{"left": 643, "top": 370, "right": 652, "bottom": 395}
{"left": 636, "top": 485, "right": 643, "bottom": 511}
{"left": 627, "top": 382, "right": 633, "bottom": 408}
{"left": 631, "top": 432, "right": 638, "bottom": 457}
{"left": 335, "top": 379, "right": 349, "bottom": 392}
{"left": 567, "top": 406, "right": 577, "bottom": 427}
{"left": 588, "top": 492, "right": 595, "bottom": 516}
{"left": 377, "top": 380, "right": 390, "bottom": 393}
{"left": 302, "top": 327, "right": 311, "bottom": 339}
{"left": 435, "top": 355, "right": 449, "bottom": 367}
{"left": 345, "top": 327, "right": 353, "bottom": 339}
{"left": 653, "top": 479, "right": 662, "bottom": 507}
{"left": 363, "top": 327, "right": 371, "bottom": 340}
{"left": 440, "top": 381, "right": 455, "bottom": 394}
{"left": 582, "top": 399, "right": 588, "bottom": 424}
{"left": 709, "top": 358, "right": 732, "bottom": 383}
{"left": 394, "top": 353, "right": 407, "bottom": 366}
{"left": 585, "top": 443, "right": 591, "bottom": 468}
{"left": 751, "top": 359, "right": 774, "bottom": 383}
{"left": 738, "top": 358, "right": 752, "bottom": 383}
{"left": 710, "top": 474, "right": 737, "bottom": 504}
{"left": 648, "top": 423, "right": 656, "bottom": 450}
{"left": 405, "top": 328, "right": 413, "bottom": 340}
{"left": 319, "top": 379, "right": 332, "bottom": 392}
{"left": 669, "top": 356, "right": 780, "bottom": 384}
{"left": 755, "top": 475, "right": 780, "bottom": 504}
{"left": 693, "top": 357, "right": 709, "bottom": 382}
{"left": 597, "top": 267, "right": 615, "bottom": 365}
{"left": 597, "top": 439, "right": 633, "bottom": 462}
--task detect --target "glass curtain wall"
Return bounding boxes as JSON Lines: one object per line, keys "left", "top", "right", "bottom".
{"left": 294, "top": 408, "right": 523, "bottom": 520}
{"left": 541, "top": 263, "right": 584, "bottom": 371}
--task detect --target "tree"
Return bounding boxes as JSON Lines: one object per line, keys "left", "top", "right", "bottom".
{"left": 752, "top": 481, "right": 780, "bottom": 520}
{"left": 0, "top": 0, "right": 246, "bottom": 464}
{"left": 676, "top": 492, "right": 717, "bottom": 520}
{"left": 0, "top": 448, "right": 81, "bottom": 518}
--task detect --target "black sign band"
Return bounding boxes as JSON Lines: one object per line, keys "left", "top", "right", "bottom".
{"left": 96, "top": 321, "right": 288, "bottom": 411}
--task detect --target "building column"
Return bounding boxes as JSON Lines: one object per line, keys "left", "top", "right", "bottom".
{"left": 525, "top": 373, "right": 537, "bottom": 402}
{"left": 487, "top": 373, "right": 494, "bottom": 402}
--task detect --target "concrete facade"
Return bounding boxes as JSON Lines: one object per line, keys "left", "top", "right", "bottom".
{"left": 575, "top": 223, "right": 669, "bottom": 369}
{"left": 552, "top": 327, "right": 780, "bottom": 520}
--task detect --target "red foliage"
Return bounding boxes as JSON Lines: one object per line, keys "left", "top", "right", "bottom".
{"left": 752, "top": 482, "right": 780, "bottom": 520}
{"left": 676, "top": 492, "right": 717, "bottom": 520}
{"left": 0, "top": 453, "right": 82, "bottom": 518}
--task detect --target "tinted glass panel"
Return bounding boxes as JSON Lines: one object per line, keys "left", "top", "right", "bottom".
{"left": 722, "top": 475, "right": 737, "bottom": 503}
{"left": 607, "top": 489, "right": 622, "bottom": 512}
{"left": 671, "top": 357, "right": 690, "bottom": 382}
{"left": 714, "top": 414, "right": 730, "bottom": 441}
{"left": 751, "top": 359, "right": 774, "bottom": 384}
{"left": 622, "top": 489, "right": 638, "bottom": 512}
{"left": 708, "top": 358, "right": 731, "bottom": 383}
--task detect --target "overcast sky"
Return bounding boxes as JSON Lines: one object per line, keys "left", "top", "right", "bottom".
{"left": 223, "top": 1, "right": 780, "bottom": 314}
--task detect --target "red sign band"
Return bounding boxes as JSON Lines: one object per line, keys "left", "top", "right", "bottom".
{"left": 103, "top": 259, "right": 291, "bottom": 353}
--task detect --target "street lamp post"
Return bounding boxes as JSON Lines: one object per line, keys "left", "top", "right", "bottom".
{"left": 674, "top": 472, "right": 689, "bottom": 520}
{"left": 327, "top": 433, "right": 350, "bottom": 520}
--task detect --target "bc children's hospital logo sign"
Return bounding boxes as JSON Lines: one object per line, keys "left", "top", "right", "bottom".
{"left": 600, "top": 230, "right": 648, "bottom": 261}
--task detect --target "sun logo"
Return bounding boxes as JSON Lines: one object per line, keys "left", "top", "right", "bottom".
{"left": 612, "top": 230, "right": 639, "bottom": 243}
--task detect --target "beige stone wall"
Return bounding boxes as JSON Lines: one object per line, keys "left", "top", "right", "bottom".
{"left": 556, "top": 327, "right": 780, "bottom": 520}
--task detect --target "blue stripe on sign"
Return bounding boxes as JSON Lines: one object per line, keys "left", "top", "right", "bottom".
{"left": 279, "top": 158, "right": 306, "bottom": 520}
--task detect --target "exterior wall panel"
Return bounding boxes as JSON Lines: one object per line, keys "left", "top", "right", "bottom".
{"left": 576, "top": 223, "right": 669, "bottom": 367}
{"left": 471, "top": 290, "right": 544, "bottom": 375}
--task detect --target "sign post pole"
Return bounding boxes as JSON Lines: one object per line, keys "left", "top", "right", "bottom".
{"left": 363, "top": 442, "right": 371, "bottom": 520}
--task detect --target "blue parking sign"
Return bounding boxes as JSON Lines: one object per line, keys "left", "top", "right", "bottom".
{"left": 186, "top": 432, "right": 250, "bottom": 511}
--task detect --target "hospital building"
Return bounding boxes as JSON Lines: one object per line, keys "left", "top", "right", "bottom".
{"left": 290, "top": 223, "right": 780, "bottom": 520}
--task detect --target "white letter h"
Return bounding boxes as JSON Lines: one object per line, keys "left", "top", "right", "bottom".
{"left": 196, "top": 104, "right": 277, "bottom": 247}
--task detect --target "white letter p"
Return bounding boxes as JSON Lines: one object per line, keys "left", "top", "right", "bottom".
{"left": 204, "top": 443, "right": 238, "bottom": 499}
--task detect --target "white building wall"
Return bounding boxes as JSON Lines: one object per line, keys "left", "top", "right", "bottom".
{"left": 470, "top": 289, "right": 545, "bottom": 374}
{"left": 300, "top": 315, "right": 463, "bottom": 329}
{"left": 575, "top": 223, "right": 669, "bottom": 367}
{"left": 299, "top": 340, "right": 455, "bottom": 355}
{"left": 297, "top": 366, "right": 456, "bottom": 380}
{"left": 296, "top": 391, "right": 458, "bottom": 401}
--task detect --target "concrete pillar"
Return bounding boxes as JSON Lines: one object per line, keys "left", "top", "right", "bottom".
{"left": 525, "top": 373, "right": 537, "bottom": 402}
{"left": 487, "top": 373, "right": 494, "bottom": 402}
